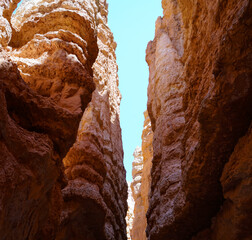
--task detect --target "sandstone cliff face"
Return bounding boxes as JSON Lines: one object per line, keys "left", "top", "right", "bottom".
{"left": 209, "top": 124, "right": 252, "bottom": 240}
{"left": 126, "top": 182, "right": 134, "bottom": 240}
{"left": 140, "top": 111, "right": 153, "bottom": 224}
{"left": 146, "top": 0, "right": 252, "bottom": 239}
{"left": 131, "top": 112, "right": 153, "bottom": 240}
{"left": 0, "top": 0, "right": 19, "bottom": 48}
{"left": 0, "top": 1, "right": 127, "bottom": 239}
{"left": 131, "top": 147, "right": 145, "bottom": 240}
{"left": 193, "top": 124, "right": 252, "bottom": 240}
{"left": 59, "top": 1, "right": 127, "bottom": 238}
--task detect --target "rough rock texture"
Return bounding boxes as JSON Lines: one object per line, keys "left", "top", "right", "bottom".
{"left": 193, "top": 123, "right": 252, "bottom": 240}
{"left": 146, "top": 0, "right": 252, "bottom": 240}
{"left": 126, "top": 182, "right": 134, "bottom": 240}
{"left": 0, "top": 0, "right": 20, "bottom": 47}
{"left": 131, "top": 111, "right": 153, "bottom": 240}
{"left": 0, "top": 58, "right": 71, "bottom": 240}
{"left": 131, "top": 147, "right": 145, "bottom": 240}
{"left": 140, "top": 111, "right": 153, "bottom": 224}
{"left": 210, "top": 124, "right": 252, "bottom": 240}
{"left": 0, "top": 0, "right": 127, "bottom": 239}
{"left": 10, "top": 0, "right": 98, "bottom": 115}
{"left": 59, "top": 1, "right": 128, "bottom": 239}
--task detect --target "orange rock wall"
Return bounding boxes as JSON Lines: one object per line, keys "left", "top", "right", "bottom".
{"left": 140, "top": 111, "right": 153, "bottom": 223}
{"left": 209, "top": 124, "right": 252, "bottom": 240}
{"left": 0, "top": 1, "right": 127, "bottom": 239}
{"left": 131, "top": 147, "right": 145, "bottom": 240}
{"left": 131, "top": 111, "right": 153, "bottom": 240}
{"left": 146, "top": 0, "right": 252, "bottom": 239}
{"left": 126, "top": 182, "right": 134, "bottom": 240}
{"left": 59, "top": 1, "right": 128, "bottom": 238}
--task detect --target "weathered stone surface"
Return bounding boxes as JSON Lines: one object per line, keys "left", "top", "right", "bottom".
{"left": 0, "top": 0, "right": 98, "bottom": 235}
{"left": 59, "top": 1, "right": 127, "bottom": 239}
{"left": 0, "top": 58, "right": 67, "bottom": 240}
{"left": 0, "top": 0, "right": 20, "bottom": 47}
{"left": 131, "top": 111, "right": 153, "bottom": 240}
{"left": 0, "top": 0, "right": 127, "bottom": 239}
{"left": 146, "top": 2, "right": 185, "bottom": 238}
{"left": 140, "top": 111, "right": 153, "bottom": 236}
{"left": 193, "top": 123, "right": 252, "bottom": 240}
{"left": 146, "top": 0, "right": 252, "bottom": 239}
{"left": 131, "top": 147, "right": 146, "bottom": 240}
{"left": 192, "top": 125, "right": 252, "bottom": 240}
{"left": 211, "top": 123, "right": 252, "bottom": 240}
{"left": 126, "top": 182, "right": 134, "bottom": 240}
{"left": 10, "top": 0, "right": 98, "bottom": 115}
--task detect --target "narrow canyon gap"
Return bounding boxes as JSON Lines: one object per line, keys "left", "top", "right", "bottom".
{"left": 0, "top": 1, "right": 252, "bottom": 240}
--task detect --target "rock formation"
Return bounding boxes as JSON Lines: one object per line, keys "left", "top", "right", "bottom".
{"left": 145, "top": 0, "right": 252, "bottom": 240}
{"left": 1, "top": 0, "right": 251, "bottom": 239}
{"left": 131, "top": 147, "right": 145, "bottom": 240}
{"left": 140, "top": 111, "right": 153, "bottom": 224}
{"left": 126, "top": 182, "right": 134, "bottom": 240}
{"left": 0, "top": 0, "right": 127, "bottom": 240}
{"left": 207, "top": 124, "right": 252, "bottom": 240}
{"left": 59, "top": 1, "right": 128, "bottom": 238}
{"left": 131, "top": 111, "right": 153, "bottom": 240}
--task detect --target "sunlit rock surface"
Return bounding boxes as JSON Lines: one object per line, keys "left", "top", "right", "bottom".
{"left": 10, "top": 0, "right": 98, "bottom": 114}
{"left": 131, "top": 147, "right": 145, "bottom": 240}
{"left": 0, "top": 0, "right": 20, "bottom": 47}
{"left": 146, "top": 0, "right": 252, "bottom": 239}
{"left": 131, "top": 111, "right": 153, "bottom": 240}
{"left": 0, "top": 0, "right": 127, "bottom": 239}
{"left": 140, "top": 111, "right": 153, "bottom": 232}
{"left": 126, "top": 182, "right": 134, "bottom": 240}
{"left": 60, "top": 1, "right": 127, "bottom": 239}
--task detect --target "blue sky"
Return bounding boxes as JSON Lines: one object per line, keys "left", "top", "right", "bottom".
{"left": 107, "top": 0, "right": 162, "bottom": 181}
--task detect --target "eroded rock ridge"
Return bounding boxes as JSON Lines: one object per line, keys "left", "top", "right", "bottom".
{"left": 131, "top": 111, "right": 153, "bottom": 240}
{"left": 0, "top": 1, "right": 127, "bottom": 239}
{"left": 145, "top": 0, "right": 252, "bottom": 240}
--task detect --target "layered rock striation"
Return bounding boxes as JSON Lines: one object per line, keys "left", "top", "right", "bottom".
{"left": 131, "top": 111, "right": 153, "bottom": 240}
{"left": 131, "top": 147, "right": 145, "bottom": 240}
{"left": 146, "top": 0, "right": 252, "bottom": 239}
{"left": 140, "top": 111, "right": 153, "bottom": 227}
{"left": 59, "top": 1, "right": 128, "bottom": 238}
{"left": 126, "top": 182, "right": 134, "bottom": 240}
{"left": 0, "top": 1, "right": 127, "bottom": 239}
{"left": 207, "top": 124, "right": 252, "bottom": 240}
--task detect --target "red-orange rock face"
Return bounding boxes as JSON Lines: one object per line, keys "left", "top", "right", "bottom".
{"left": 210, "top": 124, "right": 252, "bottom": 240}
{"left": 126, "top": 182, "right": 134, "bottom": 240}
{"left": 130, "top": 111, "right": 153, "bottom": 240}
{"left": 193, "top": 124, "right": 252, "bottom": 240}
{"left": 131, "top": 147, "right": 145, "bottom": 240}
{"left": 58, "top": 1, "right": 128, "bottom": 238}
{"left": 146, "top": 0, "right": 252, "bottom": 239}
{"left": 0, "top": 59, "right": 68, "bottom": 240}
{"left": 0, "top": 1, "right": 127, "bottom": 240}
